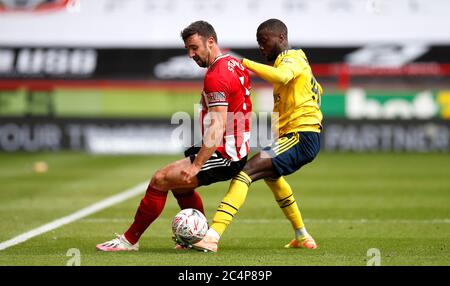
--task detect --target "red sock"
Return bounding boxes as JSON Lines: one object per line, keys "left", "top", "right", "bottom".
{"left": 173, "top": 190, "right": 205, "bottom": 215}
{"left": 124, "top": 184, "right": 167, "bottom": 245}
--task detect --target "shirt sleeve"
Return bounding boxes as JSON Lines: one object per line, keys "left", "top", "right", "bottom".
{"left": 242, "top": 55, "right": 306, "bottom": 85}
{"left": 203, "top": 74, "right": 230, "bottom": 108}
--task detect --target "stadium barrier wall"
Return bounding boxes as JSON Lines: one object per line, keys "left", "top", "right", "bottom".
{"left": 0, "top": 117, "right": 449, "bottom": 153}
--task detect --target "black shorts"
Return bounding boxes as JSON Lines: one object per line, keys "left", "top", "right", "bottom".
{"left": 184, "top": 146, "right": 247, "bottom": 186}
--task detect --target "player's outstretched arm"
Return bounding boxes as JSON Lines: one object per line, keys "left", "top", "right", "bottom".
{"left": 242, "top": 58, "right": 300, "bottom": 85}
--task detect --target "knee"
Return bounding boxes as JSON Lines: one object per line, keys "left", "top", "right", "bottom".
{"left": 241, "top": 164, "right": 252, "bottom": 175}
{"left": 241, "top": 156, "right": 271, "bottom": 180}
{"left": 151, "top": 169, "right": 166, "bottom": 190}
{"left": 242, "top": 159, "right": 259, "bottom": 176}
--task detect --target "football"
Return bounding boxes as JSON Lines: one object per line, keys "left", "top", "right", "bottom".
{"left": 172, "top": 208, "right": 208, "bottom": 245}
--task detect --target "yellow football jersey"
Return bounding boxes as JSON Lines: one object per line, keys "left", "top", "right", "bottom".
{"left": 243, "top": 49, "right": 323, "bottom": 136}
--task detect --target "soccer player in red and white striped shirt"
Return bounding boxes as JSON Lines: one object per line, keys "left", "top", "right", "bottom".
{"left": 96, "top": 21, "right": 252, "bottom": 252}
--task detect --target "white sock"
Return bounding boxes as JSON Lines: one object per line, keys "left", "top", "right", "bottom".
{"left": 206, "top": 228, "right": 220, "bottom": 240}
{"left": 295, "top": 227, "right": 309, "bottom": 238}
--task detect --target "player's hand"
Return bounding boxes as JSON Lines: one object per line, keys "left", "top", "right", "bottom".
{"left": 181, "top": 163, "right": 201, "bottom": 183}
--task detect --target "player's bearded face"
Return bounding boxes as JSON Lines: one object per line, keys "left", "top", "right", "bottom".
{"left": 193, "top": 40, "right": 209, "bottom": 68}
{"left": 185, "top": 34, "right": 210, "bottom": 68}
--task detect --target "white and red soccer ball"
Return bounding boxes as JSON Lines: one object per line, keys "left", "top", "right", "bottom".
{"left": 172, "top": 208, "right": 208, "bottom": 245}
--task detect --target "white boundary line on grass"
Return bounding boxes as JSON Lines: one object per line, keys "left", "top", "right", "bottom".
{"left": 0, "top": 181, "right": 148, "bottom": 251}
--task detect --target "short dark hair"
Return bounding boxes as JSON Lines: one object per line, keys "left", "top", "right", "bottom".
{"left": 257, "top": 18, "right": 288, "bottom": 38}
{"left": 181, "top": 21, "right": 218, "bottom": 43}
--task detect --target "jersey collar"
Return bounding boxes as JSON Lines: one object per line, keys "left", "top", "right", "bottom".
{"left": 209, "top": 54, "right": 229, "bottom": 68}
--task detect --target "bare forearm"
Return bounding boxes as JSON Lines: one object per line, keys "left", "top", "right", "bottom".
{"left": 193, "top": 114, "right": 225, "bottom": 168}
{"left": 193, "top": 143, "right": 218, "bottom": 169}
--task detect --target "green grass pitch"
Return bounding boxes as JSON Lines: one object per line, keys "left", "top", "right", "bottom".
{"left": 0, "top": 152, "right": 449, "bottom": 266}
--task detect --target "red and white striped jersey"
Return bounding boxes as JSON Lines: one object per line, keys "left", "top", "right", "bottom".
{"left": 200, "top": 54, "right": 252, "bottom": 161}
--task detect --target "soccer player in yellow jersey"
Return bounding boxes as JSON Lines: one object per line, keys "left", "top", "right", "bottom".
{"left": 192, "top": 19, "right": 323, "bottom": 252}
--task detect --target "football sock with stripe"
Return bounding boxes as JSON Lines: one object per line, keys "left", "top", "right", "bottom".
{"left": 173, "top": 190, "right": 205, "bottom": 215}
{"left": 210, "top": 171, "right": 252, "bottom": 236}
{"left": 124, "top": 184, "right": 167, "bottom": 245}
{"left": 264, "top": 176, "right": 306, "bottom": 235}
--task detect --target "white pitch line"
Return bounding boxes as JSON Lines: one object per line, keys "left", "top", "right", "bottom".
{"left": 0, "top": 181, "right": 148, "bottom": 251}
